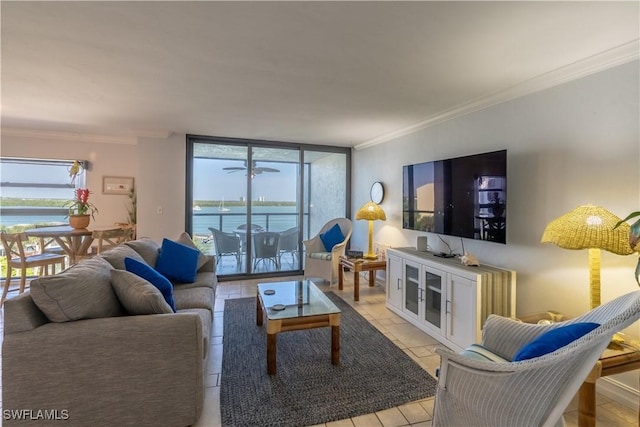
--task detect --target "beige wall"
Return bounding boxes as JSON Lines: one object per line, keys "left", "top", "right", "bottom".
{"left": 135, "top": 134, "right": 186, "bottom": 242}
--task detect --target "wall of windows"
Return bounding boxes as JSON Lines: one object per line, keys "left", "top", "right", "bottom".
{"left": 186, "top": 136, "right": 351, "bottom": 279}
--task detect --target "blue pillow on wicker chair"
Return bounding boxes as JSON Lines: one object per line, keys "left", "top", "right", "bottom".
{"left": 319, "top": 224, "right": 345, "bottom": 252}
{"left": 513, "top": 322, "right": 599, "bottom": 361}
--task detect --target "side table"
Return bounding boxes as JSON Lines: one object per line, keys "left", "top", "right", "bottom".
{"left": 338, "top": 256, "right": 387, "bottom": 301}
{"left": 578, "top": 341, "right": 640, "bottom": 427}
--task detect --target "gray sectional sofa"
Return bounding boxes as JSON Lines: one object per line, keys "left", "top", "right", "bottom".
{"left": 2, "top": 235, "right": 217, "bottom": 427}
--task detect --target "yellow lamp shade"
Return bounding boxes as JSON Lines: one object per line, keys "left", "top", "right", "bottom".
{"left": 541, "top": 204, "right": 633, "bottom": 309}
{"left": 541, "top": 205, "right": 632, "bottom": 255}
{"left": 356, "top": 202, "right": 386, "bottom": 221}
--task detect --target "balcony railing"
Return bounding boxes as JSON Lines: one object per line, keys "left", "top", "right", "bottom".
{"left": 192, "top": 211, "right": 309, "bottom": 239}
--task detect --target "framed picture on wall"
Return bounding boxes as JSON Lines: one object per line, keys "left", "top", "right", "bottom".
{"left": 102, "top": 176, "right": 134, "bottom": 195}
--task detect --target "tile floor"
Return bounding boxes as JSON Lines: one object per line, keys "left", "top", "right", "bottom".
{"left": 0, "top": 274, "right": 637, "bottom": 426}
{"left": 193, "top": 273, "right": 638, "bottom": 427}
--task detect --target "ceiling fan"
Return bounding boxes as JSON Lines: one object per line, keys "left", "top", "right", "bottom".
{"left": 223, "top": 160, "right": 280, "bottom": 175}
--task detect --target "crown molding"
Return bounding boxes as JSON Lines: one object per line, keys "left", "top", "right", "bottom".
{"left": 354, "top": 40, "right": 640, "bottom": 151}
{"left": 1, "top": 128, "right": 174, "bottom": 145}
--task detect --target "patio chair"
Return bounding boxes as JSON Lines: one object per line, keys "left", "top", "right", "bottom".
{"left": 303, "top": 218, "right": 352, "bottom": 284}
{"left": 252, "top": 231, "right": 280, "bottom": 270}
{"left": 277, "top": 227, "right": 299, "bottom": 268}
{"left": 432, "top": 290, "right": 640, "bottom": 427}
{"left": 0, "top": 231, "right": 66, "bottom": 306}
{"left": 208, "top": 227, "right": 241, "bottom": 266}
{"left": 235, "top": 224, "right": 265, "bottom": 253}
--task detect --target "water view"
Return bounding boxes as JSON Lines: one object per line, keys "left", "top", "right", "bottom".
{"left": 192, "top": 205, "right": 302, "bottom": 238}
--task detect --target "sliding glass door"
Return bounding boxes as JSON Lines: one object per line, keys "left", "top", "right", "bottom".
{"left": 187, "top": 136, "right": 350, "bottom": 279}
{"left": 190, "top": 143, "right": 249, "bottom": 274}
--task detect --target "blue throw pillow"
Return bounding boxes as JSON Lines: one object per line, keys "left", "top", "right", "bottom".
{"left": 513, "top": 322, "right": 600, "bottom": 361}
{"left": 124, "top": 257, "right": 176, "bottom": 312}
{"left": 319, "top": 224, "right": 345, "bottom": 252}
{"left": 155, "top": 238, "right": 200, "bottom": 283}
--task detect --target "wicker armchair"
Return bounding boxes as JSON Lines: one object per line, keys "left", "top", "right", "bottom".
{"left": 303, "top": 218, "right": 352, "bottom": 284}
{"left": 432, "top": 290, "right": 640, "bottom": 427}
{"left": 208, "top": 227, "right": 241, "bottom": 266}
{"left": 252, "top": 231, "right": 280, "bottom": 270}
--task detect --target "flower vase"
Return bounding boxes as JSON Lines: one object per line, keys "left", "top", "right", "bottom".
{"left": 69, "top": 214, "right": 90, "bottom": 229}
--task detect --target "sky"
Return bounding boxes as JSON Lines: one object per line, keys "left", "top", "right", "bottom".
{"left": 193, "top": 158, "right": 298, "bottom": 202}
{"left": 0, "top": 160, "right": 78, "bottom": 199}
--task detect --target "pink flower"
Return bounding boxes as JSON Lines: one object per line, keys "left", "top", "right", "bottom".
{"left": 66, "top": 188, "right": 98, "bottom": 218}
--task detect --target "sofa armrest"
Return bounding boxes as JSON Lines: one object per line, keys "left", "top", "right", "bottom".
{"left": 3, "top": 313, "right": 205, "bottom": 427}
{"left": 198, "top": 254, "right": 216, "bottom": 273}
{"left": 3, "top": 292, "right": 49, "bottom": 334}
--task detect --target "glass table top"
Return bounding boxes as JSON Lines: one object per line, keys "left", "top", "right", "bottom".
{"left": 257, "top": 280, "right": 340, "bottom": 320}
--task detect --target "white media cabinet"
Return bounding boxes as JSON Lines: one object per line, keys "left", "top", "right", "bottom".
{"left": 386, "top": 247, "right": 516, "bottom": 352}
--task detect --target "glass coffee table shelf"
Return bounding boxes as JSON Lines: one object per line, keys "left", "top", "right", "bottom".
{"left": 256, "top": 280, "right": 341, "bottom": 375}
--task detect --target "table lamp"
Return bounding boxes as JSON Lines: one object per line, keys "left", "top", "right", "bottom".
{"left": 541, "top": 204, "right": 633, "bottom": 309}
{"left": 356, "top": 201, "right": 386, "bottom": 260}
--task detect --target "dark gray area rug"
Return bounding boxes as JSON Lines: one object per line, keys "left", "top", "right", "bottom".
{"left": 220, "top": 292, "right": 437, "bottom": 427}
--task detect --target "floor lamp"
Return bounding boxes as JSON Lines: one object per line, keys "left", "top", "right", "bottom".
{"left": 541, "top": 204, "right": 633, "bottom": 309}
{"left": 356, "top": 202, "right": 386, "bottom": 260}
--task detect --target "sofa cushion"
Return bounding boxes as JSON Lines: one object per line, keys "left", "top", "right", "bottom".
{"left": 319, "top": 223, "right": 345, "bottom": 251}
{"left": 30, "top": 257, "right": 125, "bottom": 322}
{"left": 460, "top": 344, "right": 509, "bottom": 362}
{"left": 513, "top": 322, "right": 600, "bottom": 361}
{"left": 172, "top": 271, "right": 217, "bottom": 291}
{"left": 124, "top": 257, "right": 176, "bottom": 312}
{"left": 174, "top": 287, "right": 215, "bottom": 312}
{"left": 125, "top": 237, "right": 161, "bottom": 267}
{"left": 111, "top": 270, "right": 174, "bottom": 315}
{"left": 156, "top": 238, "right": 200, "bottom": 283}
{"left": 100, "top": 244, "right": 147, "bottom": 270}
{"left": 309, "top": 252, "right": 332, "bottom": 261}
{"left": 175, "top": 232, "right": 209, "bottom": 271}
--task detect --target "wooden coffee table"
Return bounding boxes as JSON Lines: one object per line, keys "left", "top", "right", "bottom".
{"left": 256, "top": 280, "right": 341, "bottom": 375}
{"left": 338, "top": 256, "right": 387, "bottom": 301}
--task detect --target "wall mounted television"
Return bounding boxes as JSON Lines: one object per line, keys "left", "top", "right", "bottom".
{"left": 402, "top": 149, "right": 507, "bottom": 244}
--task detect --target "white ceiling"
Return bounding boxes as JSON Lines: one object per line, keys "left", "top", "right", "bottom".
{"left": 1, "top": 1, "right": 638, "bottom": 148}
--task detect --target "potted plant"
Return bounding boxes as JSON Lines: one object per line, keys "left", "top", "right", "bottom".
{"left": 616, "top": 211, "right": 640, "bottom": 285}
{"left": 65, "top": 188, "right": 98, "bottom": 229}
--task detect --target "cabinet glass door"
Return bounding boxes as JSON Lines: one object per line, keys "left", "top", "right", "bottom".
{"left": 424, "top": 270, "right": 442, "bottom": 328}
{"left": 404, "top": 264, "right": 420, "bottom": 316}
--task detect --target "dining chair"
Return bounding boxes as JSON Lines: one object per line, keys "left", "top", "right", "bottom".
{"left": 0, "top": 231, "right": 67, "bottom": 306}
{"left": 252, "top": 231, "right": 280, "bottom": 270}
{"left": 208, "top": 227, "right": 242, "bottom": 266}
{"left": 34, "top": 223, "right": 67, "bottom": 257}
{"left": 92, "top": 226, "right": 135, "bottom": 254}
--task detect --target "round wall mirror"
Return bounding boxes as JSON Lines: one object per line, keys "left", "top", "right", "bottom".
{"left": 370, "top": 182, "right": 384, "bottom": 204}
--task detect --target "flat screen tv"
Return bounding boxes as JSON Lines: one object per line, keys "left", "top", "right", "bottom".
{"left": 403, "top": 149, "right": 507, "bottom": 243}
